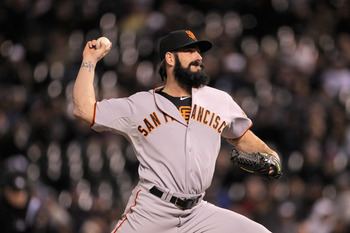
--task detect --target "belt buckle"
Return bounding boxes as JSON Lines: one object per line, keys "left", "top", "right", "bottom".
{"left": 174, "top": 197, "right": 185, "bottom": 210}
{"left": 174, "top": 197, "right": 194, "bottom": 210}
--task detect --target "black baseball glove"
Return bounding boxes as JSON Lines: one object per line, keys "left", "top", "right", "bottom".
{"left": 230, "top": 147, "right": 282, "bottom": 180}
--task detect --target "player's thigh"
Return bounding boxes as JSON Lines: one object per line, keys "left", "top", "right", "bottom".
{"left": 181, "top": 201, "right": 271, "bottom": 233}
{"left": 111, "top": 187, "right": 179, "bottom": 233}
{"left": 112, "top": 214, "right": 179, "bottom": 233}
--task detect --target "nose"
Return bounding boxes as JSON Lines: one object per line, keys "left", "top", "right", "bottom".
{"left": 195, "top": 51, "right": 202, "bottom": 60}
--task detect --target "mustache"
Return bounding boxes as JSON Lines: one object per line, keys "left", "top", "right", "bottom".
{"left": 189, "top": 60, "right": 204, "bottom": 69}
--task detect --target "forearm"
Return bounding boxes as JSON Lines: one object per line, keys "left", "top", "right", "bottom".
{"left": 73, "top": 59, "right": 97, "bottom": 125}
{"left": 226, "top": 130, "right": 280, "bottom": 160}
{"left": 73, "top": 39, "right": 112, "bottom": 125}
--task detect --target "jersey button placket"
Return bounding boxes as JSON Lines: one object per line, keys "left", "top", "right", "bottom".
{"left": 187, "top": 127, "right": 192, "bottom": 152}
{"left": 185, "top": 125, "right": 192, "bottom": 190}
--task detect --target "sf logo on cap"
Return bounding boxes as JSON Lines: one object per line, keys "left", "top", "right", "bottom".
{"left": 186, "top": 30, "right": 196, "bottom": 40}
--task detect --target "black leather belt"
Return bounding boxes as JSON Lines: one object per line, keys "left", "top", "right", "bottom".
{"left": 149, "top": 186, "right": 201, "bottom": 210}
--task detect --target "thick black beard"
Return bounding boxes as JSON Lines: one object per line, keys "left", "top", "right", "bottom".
{"left": 173, "top": 54, "right": 209, "bottom": 88}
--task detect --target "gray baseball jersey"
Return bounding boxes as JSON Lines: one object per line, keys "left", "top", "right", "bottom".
{"left": 92, "top": 85, "right": 251, "bottom": 194}
{"left": 92, "top": 86, "right": 271, "bottom": 232}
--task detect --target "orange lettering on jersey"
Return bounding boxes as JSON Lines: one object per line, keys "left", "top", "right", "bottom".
{"left": 150, "top": 112, "right": 161, "bottom": 127}
{"left": 217, "top": 121, "right": 227, "bottom": 134}
{"left": 197, "top": 107, "right": 204, "bottom": 122}
{"left": 179, "top": 106, "right": 191, "bottom": 122}
{"left": 144, "top": 118, "right": 154, "bottom": 132}
{"left": 137, "top": 125, "right": 149, "bottom": 136}
{"left": 163, "top": 112, "right": 169, "bottom": 123}
{"left": 209, "top": 113, "right": 215, "bottom": 126}
{"left": 212, "top": 116, "right": 221, "bottom": 129}
{"left": 162, "top": 112, "right": 175, "bottom": 123}
{"left": 203, "top": 110, "right": 210, "bottom": 124}
{"left": 191, "top": 104, "right": 197, "bottom": 120}
{"left": 138, "top": 105, "right": 228, "bottom": 137}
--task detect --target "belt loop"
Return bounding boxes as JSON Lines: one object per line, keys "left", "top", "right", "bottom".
{"left": 154, "top": 186, "right": 172, "bottom": 202}
{"left": 163, "top": 189, "right": 172, "bottom": 202}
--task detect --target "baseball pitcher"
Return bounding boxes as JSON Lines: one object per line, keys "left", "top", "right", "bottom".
{"left": 73, "top": 30, "right": 282, "bottom": 233}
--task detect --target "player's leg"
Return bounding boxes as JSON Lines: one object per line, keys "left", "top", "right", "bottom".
{"left": 179, "top": 201, "right": 272, "bottom": 233}
{"left": 111, "top": 185, "right": 179, "bottom": 233}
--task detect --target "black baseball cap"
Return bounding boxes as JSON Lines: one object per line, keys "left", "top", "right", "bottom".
{"left": 159, "top": 30, "right": 212, "bottom": 61}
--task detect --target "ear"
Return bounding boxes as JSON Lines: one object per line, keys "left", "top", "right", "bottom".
{"left": 165, "top": 52, "right": 175, "bottom": 66}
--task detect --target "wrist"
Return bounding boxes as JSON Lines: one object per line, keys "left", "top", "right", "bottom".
{"left": 81, "top": 60, "right": 96, "bottom": 73}
{"left": 271, "top": 152, "right": 280, "bottom": 161}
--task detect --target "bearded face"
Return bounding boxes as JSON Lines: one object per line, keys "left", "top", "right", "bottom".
{"left": 173, "top": 54, "right": 209, "bottom": 88}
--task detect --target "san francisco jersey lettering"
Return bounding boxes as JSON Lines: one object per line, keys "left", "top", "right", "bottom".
{"left": 137, "top": 104, "right": 226, "bottom": 137}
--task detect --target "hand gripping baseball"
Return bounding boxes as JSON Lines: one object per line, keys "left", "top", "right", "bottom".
{"left": 230, "top": 147, "right": 282, "bottom": 180}
{"left": 83, "top": 37, "right": 112, "bottom": 63}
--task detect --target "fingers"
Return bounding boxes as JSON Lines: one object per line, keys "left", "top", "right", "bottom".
{"left": 98, "top": 42, "right": 112, "bottom": 59}
{"left": 83, "top": 40, "right": 112, "bottom": 62}
{"left": 101, "top": 42, "right": 112, "bottom": 54}
{"left": 88, "top": 40, "right": 97, "bottom": 49}
{"left": 85, "top": 39, "right": 112, "bottom": 51}
{"left": 268, "top": 164, "right": 282, "bottom": 179}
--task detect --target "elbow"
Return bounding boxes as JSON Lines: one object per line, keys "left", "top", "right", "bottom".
{"left": 73, "top": 105, "right": 84, "bottom": 120}
{"left": 73, "top": 103, "right": 86, "bottom": 120}
{"left": 73, "top": 102, "right": 95, "bottom": 125}
{"left": 73, "top": 102, "right": 82, "bottom": 118}
{"left": 73, "top": 107, "right": 81, "bottom": 119}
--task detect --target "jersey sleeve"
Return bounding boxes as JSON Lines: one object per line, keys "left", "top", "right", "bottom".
{"left": 91, "top": 97, "right": 134, "bottom": 134}
{"left": 221, "top": 93, "right": 252, "bottom": 139}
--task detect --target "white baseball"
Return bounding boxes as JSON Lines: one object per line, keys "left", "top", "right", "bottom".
{"left": 96, "top": 37, "right": 111, "bottom": 50}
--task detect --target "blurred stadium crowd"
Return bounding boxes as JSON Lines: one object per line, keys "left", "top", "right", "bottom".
{"left": 1, "top": 0, "right": 350, "bottom": 232}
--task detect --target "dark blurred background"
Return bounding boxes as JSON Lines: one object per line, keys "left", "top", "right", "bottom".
{"left": 1, "top": 0, "right": 350, "bottom": 232}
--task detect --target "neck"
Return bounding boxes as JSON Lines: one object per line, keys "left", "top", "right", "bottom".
{"left": 162, "top": 79, "right": 192, "bottom": 97}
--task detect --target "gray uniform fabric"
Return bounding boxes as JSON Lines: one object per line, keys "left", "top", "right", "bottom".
{"left": 92, "top": 86, "right": 270, "bottom": 232}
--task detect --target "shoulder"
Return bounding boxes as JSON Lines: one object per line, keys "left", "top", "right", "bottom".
{"left": 128, "top": 90, "right": 153, "bottom": 100}
{"left": 195, "top": 86, "right": 232, "bottom": 99}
